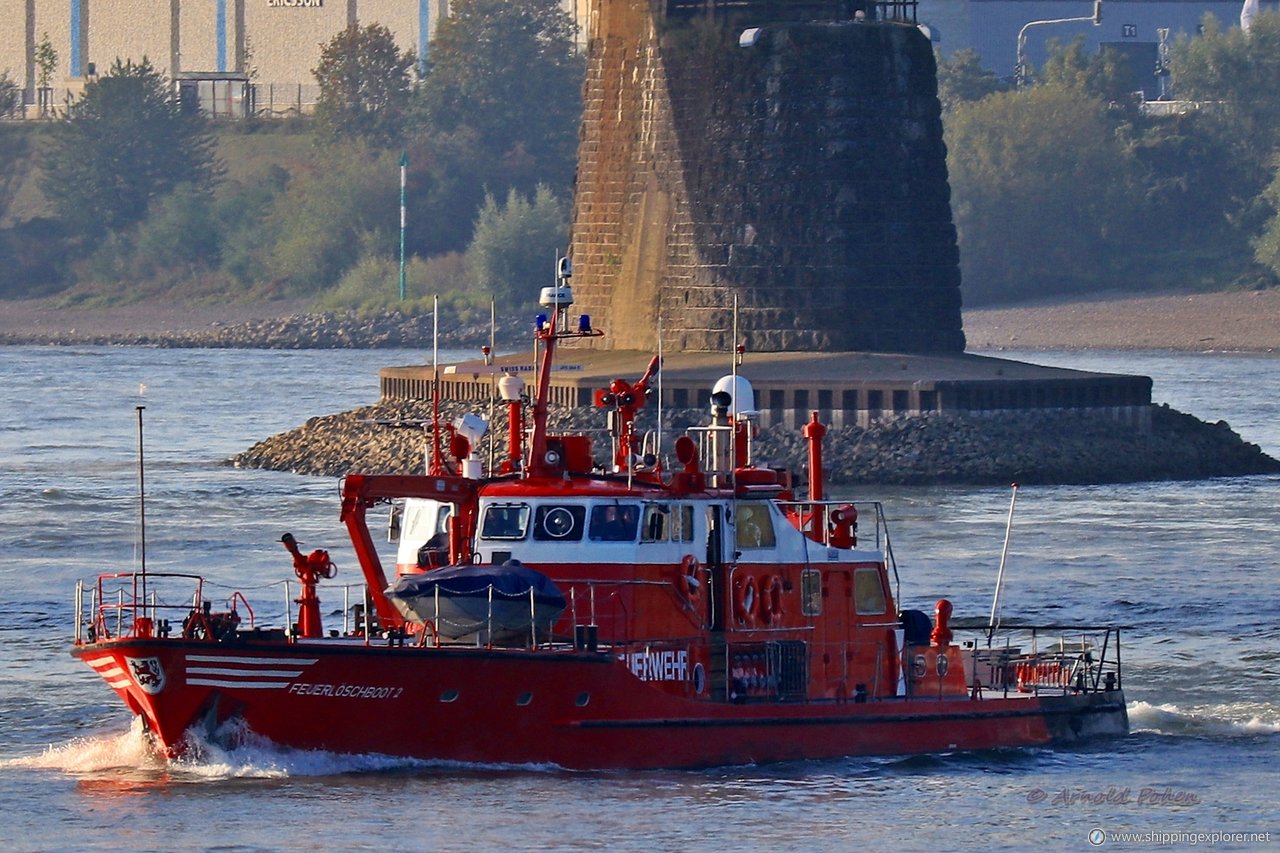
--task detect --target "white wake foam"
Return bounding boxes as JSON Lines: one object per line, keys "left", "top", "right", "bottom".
{"left": 3, "top": 717, "right": 166, "bottom": 774}
{"left": 4, "top": 716, "right": 558, "bottom": 779}
{"left": 1128, "top": 700, "right": 1280, "bottom": 737}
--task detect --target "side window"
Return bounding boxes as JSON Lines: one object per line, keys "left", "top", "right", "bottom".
{"left": 735, "top": 504, "right": 776, "bottom": 549}
{"left": 853, "top": 567, "right": 887, "bottom": 615}
{"left": 588, "top": 503, "right": 640, "bottom": 542}
{"left": 801, "top": 568, "right": 822, "bottom": 616}
{"left": 480, "top": 504, "right": 530, "bottom": 540}
{"left": 641, "top": 504, "right": 668, "bottom": 542}
{"left": 533, "top": 505, "right": 585, "bottom": 541}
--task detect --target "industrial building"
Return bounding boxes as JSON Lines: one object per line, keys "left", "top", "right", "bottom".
{"left": 0, "top": 0, "right": 584, "bottom": 116}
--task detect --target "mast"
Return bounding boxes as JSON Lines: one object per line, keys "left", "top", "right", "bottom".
{"left": 430, "top": 295, "right": 443, "bottom": 474}
{"left": 527, "top": 256, "right": 601, "bottom": 476}
{"left": 136, "top": 405, "right": 147, "bottom": 603}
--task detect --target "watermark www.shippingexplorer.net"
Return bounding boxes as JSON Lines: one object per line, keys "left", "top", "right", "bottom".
{"left": 1087, "top": 828, "right": 1273, "bottom": 847}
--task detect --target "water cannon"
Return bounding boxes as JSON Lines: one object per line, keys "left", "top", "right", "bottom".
{"left": 451, "top": 413, "right": 488, "bottom": 478}
{"left": 1092, "top": 0, "right": 1102, "bottom": 24}
{"left": 710, "top": 391, "right": 733, "bottom": 420}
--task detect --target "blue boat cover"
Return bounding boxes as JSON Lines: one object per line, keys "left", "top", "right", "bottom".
{"left": 388, "top": 560, "right": 566, "bottom": 607}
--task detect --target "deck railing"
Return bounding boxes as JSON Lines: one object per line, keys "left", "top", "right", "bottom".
{"left": 952, "top": 623, "right": 1124, "bottom": 697}
{"left": 75, "top": 572, "right": 254, "bottom": 644}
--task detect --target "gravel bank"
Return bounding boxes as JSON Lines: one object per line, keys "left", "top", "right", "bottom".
{"left": 230, "top": 399, "right": 1280, "bottom": 486}
{"left": 0, "top": 301, "right": 525, "bottom": 349}
{"left": 964, "top": 290, "right": 1280, "bottom": 352}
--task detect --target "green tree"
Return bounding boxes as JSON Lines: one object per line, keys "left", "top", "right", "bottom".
{"left": 413, "top": 0, "right": 583, "bottom": 193}
{"left": 262, "top": 145, "right": 399, "bottom": 293}
{"left": 214, "top": 164, "right": 291, "bottom": 288}
{"left": 1038, "top": 35, "right": 1135, "bottom": 103}
{"left": 946, "top": 86, "right": 1142, "bottom": 303}
{"left": 403, "top": 126, "right": 493, "bottom": 257}
{"left": 0, "top": 70, "right": 20, "bottom": 117}
{"left": 35, "top": 33, "right": 58, "bottom": 116}
{"left": 313, "top": 23, "right": 415, "bottom": 146}
{"left": 465, "top": 184, "right": 568, "bottom": 303}
{"left": 1173, "top": 12, "right": 1280, "bottom": 135}
{"left": 40, "top": 58, "right": 220, "bottom": 233}
{"left": 1250, "top": 167, "right": 1280, "bottom": 281}
{"left": 1172, "top": 12, "right": 1280, "bottom": 209}
{"left": 935, "top": 49, "right": 1009, "bottom": 112}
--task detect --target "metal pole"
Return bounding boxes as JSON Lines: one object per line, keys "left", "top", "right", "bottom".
{"left": 988, "top": 483, "right": 1020, "bottom": 641}
{"left": 136, "top": 406, "right": 147, "bottom": 604}
{"left": 399, "top": 150, "right": 408, "bottom": 301}
{"left": 1015, "top": 11, "right": 1101, "bottom": 89}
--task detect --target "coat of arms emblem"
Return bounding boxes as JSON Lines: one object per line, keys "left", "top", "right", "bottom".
{"left": 126, "top": 657, "right": 166, "bottom": 695}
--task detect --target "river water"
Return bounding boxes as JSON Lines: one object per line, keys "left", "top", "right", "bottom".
{"left": 0, "top": 346, "right": 1276, "bottom": 851}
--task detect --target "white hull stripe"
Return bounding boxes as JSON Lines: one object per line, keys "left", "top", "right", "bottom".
{"left": 187, "top": 666, "right": 305, "bottom": 678}
{"left": 186, "top": 655, "right": 319, "bottom": 665}
{"left": 186, "top": 678, "right": 291, "bottom": 689}
{"left": 94, "top": 666, "right": 126, "bottom": 678}
{"left": 106, "top": 678, "right": 132, "bottom": 688}
{"left": 86, "top": 656, "right": 117, "bottom": 668}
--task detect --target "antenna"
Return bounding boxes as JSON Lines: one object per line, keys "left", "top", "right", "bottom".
{"left": 730, "top": 293, "right": 739, "bottom": 480}
{"left": 430, "top": 295, "right": 442, "bottom": 473}
{"left": 488, "top": 297, "right": 497, "bottom": 474}
{"left": 136, "top": 406, "right": 148, "bottom": 604}
{"left": 656, "top": 313, "right": 664, "bottom": 466}
{"left": 987, "top": 483, "right": 1020, "bottom": 643}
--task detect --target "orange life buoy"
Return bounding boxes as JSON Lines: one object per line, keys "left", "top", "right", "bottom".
{"left": 675, "top": 555, "right": 701, "bottom": 604}
{"left": 733, "top": 575, "right": 758, "bottom": 626}
{"left": 767, "top": 574, "right": 783, "bottom": 620}
{"left": 757, "top": 574, "right": 783, "bottom": 624}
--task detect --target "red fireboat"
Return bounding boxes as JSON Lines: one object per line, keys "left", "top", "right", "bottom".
{"left": 72, "top": 269, "right": 1128, "bottom": 769}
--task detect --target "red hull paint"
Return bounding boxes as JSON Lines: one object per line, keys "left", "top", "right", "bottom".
{"left": 74, "top": 639, "right": 1128, "bottom": 770}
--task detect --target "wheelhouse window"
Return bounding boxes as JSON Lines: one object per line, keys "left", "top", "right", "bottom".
{"left": 853, "top": 567, "right": 887, "bottom": 615}
{"left": 641, "top": 504, "right": 668, "bottom": 542}
{"left": 801, "top": 568, "right": 822, "bottom": 616}
{"left": 588, "top": 503, "right": 640, "bottom": 542}
{"left": 533, "top": 505, "right": 585, "bottom": 541}
{"left": 480, "top": 503, "right": 530, "bottom": 540}
{"left": 734, "top": 503, "right": 776, "bottom": 549}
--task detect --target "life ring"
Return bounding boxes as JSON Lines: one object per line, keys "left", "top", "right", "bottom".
{"left": 675, "top": 555, "right": 701, "bottom": 604}
{"left": 761, "top": 574, "right": 783, "bottom": 623}
{"left": 733, "top": 575, "right": 758, "bottom": 626}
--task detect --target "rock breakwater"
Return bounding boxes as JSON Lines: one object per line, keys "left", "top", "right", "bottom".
{"left": 230, "top": 401, "right": 1280, "bottom": 486}
{"left": 0, "top": 309, "right": 527, "bottom": 350}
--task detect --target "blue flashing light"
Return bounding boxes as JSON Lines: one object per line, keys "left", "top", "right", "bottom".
{"left": 535, "top": 313, "right": 549, "bottom": 331}
{"left": 578, "top": 314, "right": 592, "bottom": 333}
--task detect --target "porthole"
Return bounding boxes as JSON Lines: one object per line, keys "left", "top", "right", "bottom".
{"left": 516, "top": 691, "right": 533, "bottom": 706}
{"left": 693, "top": 663, "right": 706, "bottom": 695}
{"left": 440, "top": 689, "right": 459, "bottom": 703}
{"left": 575, "top": 692, "right": 591, "bottom": 707}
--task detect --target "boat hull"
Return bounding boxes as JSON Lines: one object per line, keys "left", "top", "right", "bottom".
{"left": 74, "top": 639, "right": 1128, "bottom": 770}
